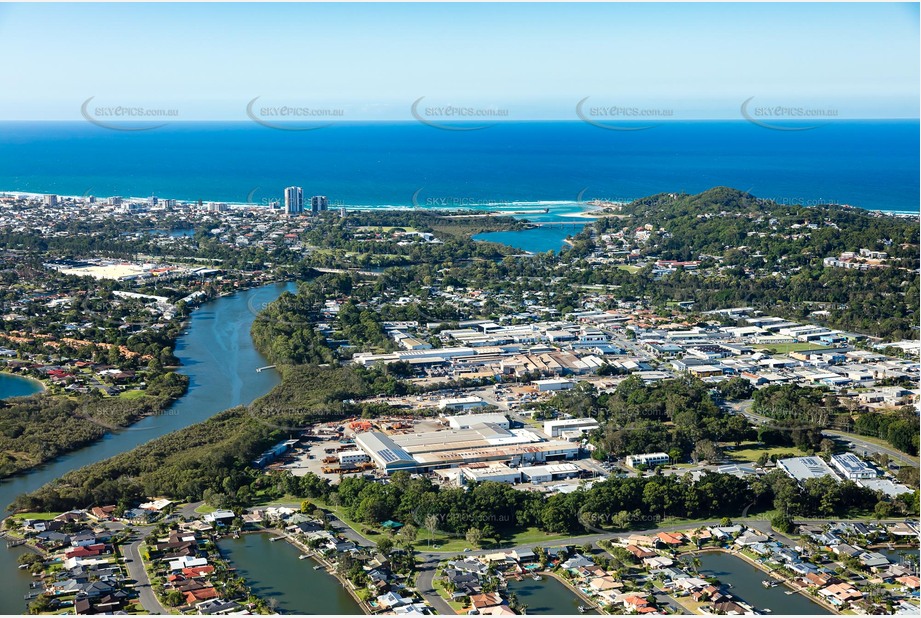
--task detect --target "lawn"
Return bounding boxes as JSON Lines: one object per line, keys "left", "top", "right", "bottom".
{"left": 119, "top": 389, "right": 147, "bottom": 400}
{"left": 431, "top": 573, "right": 466, "bottom": 613}
{"left": 615, "top": 264, "right": 641, "bottom": 273}
{"left": 723, "top": 442, "right": 808, "bottom": 463}
{"left": 11, "top": 511, "right": 61, "bottom": 520}
{"left": 754, "top": 342, "right": 830, "bottom": 354}
{"left": 193, "top": 503, "right": 217, "bottom": 515}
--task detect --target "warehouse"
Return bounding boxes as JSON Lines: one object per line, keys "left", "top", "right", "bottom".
{"left": 445, "top": 412, "right": 509, "bottom": 430}
{"left": 459, "top": 462, "right": 520, "bottom": 485}
{"left": 353, "top": 432, "right": 418, "bottom": 473}
{"left": 533, "top": 378, "right": 575, "bottom": 392}
{"left": 520, "top": 463, "right": 581, "bottom": 484}
{"left": 543, "top": 418, "right": 599, "bottom": 438}
{"left": 438, "top": 396, "right": 488, "bottom": 412}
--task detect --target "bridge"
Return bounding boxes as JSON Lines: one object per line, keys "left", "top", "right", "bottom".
{"left": 527, "top": 221, "right": 586, "bottom": 229}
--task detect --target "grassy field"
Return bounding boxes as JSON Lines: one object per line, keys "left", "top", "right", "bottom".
{"left": 723, "top": 442, "right": 808, "bottom": 463}
{"left": 615, "top": 264, "right": 641, "bottom": 273}
{"left": 193, "top": 503, "right": 217, "bottom": 515}
{"left": 754, "top": 342, "right": 831, "bottom": 354}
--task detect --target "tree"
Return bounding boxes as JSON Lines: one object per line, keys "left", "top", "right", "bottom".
{"left": 424, "top": 513, "right": 439, "bottom": 547}
{"left": 465, "top": 527, "right": 483, "bottom": 548}
{"left": 771, "top": 512, "right": 795, "bottom": 534}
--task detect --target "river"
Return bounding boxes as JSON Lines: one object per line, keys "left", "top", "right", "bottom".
{"left": 506, "top": 575, "right": 595, "bottom": 614}
{"left": 0, "top": 281, "right": 294, "bottom": 614}
{"left": 0, "top": 374, "right": 44, "bottom": 400}
{"left": 218, "top": 534, "right": 362, "bottom": 614}
{"left": 697, "top": 551, "right": 830, "bottom": 615}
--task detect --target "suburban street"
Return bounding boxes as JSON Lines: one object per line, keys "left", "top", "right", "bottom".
{"left": 121, "top": 526, "right": 167, "bottom": 615}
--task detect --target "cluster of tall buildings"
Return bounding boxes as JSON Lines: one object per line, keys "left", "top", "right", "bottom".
{"left": 283, "top": 186, "right": 328, "bottom": 216}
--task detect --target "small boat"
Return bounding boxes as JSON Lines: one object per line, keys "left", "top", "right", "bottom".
{"left": 299, "top": 555, "right": 308, "bottom": 560}
{"left": 532, "top": 574, "right": 542, "bottom": 581}
{"left": 762, "top": 580, "right": 777, "bottom": 588}
{"left": 17, "top": 564, "right": 28, "bottom": 570}
{"left": 270, "top": 536, "right": 283, "bottom": 542}
{"left": 785, "top": 591, "right": 795, "bottom": 595}
{"left": 313, "top": 565, "right": 322, "bottom": 570}
{"left": 762, "top": 609, "right": 772, "bottom": 614}
{"left": 578, "top": 606, "right": 588, "bottom": 614}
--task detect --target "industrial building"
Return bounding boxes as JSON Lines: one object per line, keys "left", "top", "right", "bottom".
{"left": 519, "top": 463, "right": 581, "bottom": 484}
{"left": 533, "top": 378, "right": 575, "bottom": 392}
{"left": 543, "top": 418, "right": 599, "bottom": 438}
{"left": 831, "top": 454, "right": 877, "bottom": 480}
{"left": 353, "top": 420, "right": 580, "bottom": 474}
{"left": 446, "top": 412, "right": 509, "bottom": 430}
{"left": 438, "top": 396, "right": 489, "bottom": 412}
{"left": 777, "top": 456, "right": 837, "bottom": 483}
{"left": 626, "top": 452, "right": 670, "bottom": 468}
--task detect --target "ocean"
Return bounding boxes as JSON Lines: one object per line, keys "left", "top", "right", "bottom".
{"left": 0, "top": 120, "right": 917, "bottom": 214}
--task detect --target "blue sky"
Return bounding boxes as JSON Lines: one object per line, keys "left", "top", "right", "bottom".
{"left": 0, "top": 2, "right": 917, "bottom": 120}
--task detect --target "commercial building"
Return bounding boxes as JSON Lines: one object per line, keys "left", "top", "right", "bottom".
{"left": 543, "top": 418, "right": 599, "bottom": 438}
{"left": 284, "top": 186, "right": 303, "bottom": 215}
{"left": 626, "top": 452, "right": 670, "bottom": 468}
{"left": 777, "top": 456, "right": 837, "bottom": 483}
{"left": 446, "top": 412, "right": 509, "bottom": 430}
{"left": 830, "top": 454, "right": 877, "bottom": 480}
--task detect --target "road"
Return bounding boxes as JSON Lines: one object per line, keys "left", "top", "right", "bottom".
{"left": 121, "top": 526, "right": 167, "bottom": 615}
{"left": 729, "top": 400, "right": 919, "bottom": 468}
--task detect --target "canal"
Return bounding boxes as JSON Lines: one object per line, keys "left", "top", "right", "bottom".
{"left": 0, "top": 281, "right": 295, "bottom": 614}
{"left": 0, "top": 374, "right": 43, "bottom": 400}
{"left": 697, "top": 551, "right": 830, "bottom": 615}
{"left": 506, "top": 575, "right": 596, "bottom": 615}
{"left": 218, "top": 534, "right": 362, "bottom": 614}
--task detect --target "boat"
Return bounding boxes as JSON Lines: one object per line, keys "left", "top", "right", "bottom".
{"left": 762, "top": 609, "right": 772, "bottom": 614}
{"left": 532, "top": 574, "right": 542, "bottom": 581}
{"left": 762, "top": 580, "right": 778, "bottom": 588}
{"left": 270, "top": 536, "right": 283, "bottom": 542}
{"left": 313, "top": 565, "right": 323, "bottom": 570}
{"left": 17, "top": 564, "right": 28, "bottom": 570}
{"left": 785, "top": 591, "right": 795, "bottom": 595}
{"left": 578, "top": 606, "right": 587, "bottom": 614}
{"left": 299, "top": 555, "right": 308, "bottom": 560}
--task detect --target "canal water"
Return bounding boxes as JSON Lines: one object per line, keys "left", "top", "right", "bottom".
{"left": 0, "top": 281, "right": 294, "bottom": 614}
{"left": 506, "top": 575, "right": 595, "bottom": 615}
{"left": 697, "top": 552, "right": 830, "bottom": 615}
{"left": 0, "top": 374, "right": 43, "bottom": 400}
{"left": 219, "top": 534, "right": 362, "bottom": 614}
{"left": 473, "top": 224, "right": 585, "bottom": 254}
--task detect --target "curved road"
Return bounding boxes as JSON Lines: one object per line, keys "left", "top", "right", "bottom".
{"left": 122, "top": 526, "right": 167, "bottom": 615}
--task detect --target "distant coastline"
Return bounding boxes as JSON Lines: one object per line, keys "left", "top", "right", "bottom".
{"left": 2, "top": 189, "right": 917, "bottom": 220}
